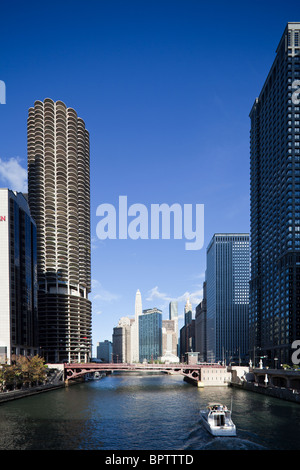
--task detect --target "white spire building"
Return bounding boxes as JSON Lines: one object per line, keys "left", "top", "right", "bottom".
{"left": 184, "top": 298, "right": 193, "bottom": 326}
{"left": 184, "top": 298, "right": 192, "bottom": 314}
{"left": 131, "top": 289, "right": 142, "bottom": 362}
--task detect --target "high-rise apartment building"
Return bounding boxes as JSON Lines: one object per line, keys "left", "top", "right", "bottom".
{"left": 0, "top": 189, "right": 38, "bottom": 364}
{"left": 27, "top": 98, "right": 92, "bottom": 363}
{"left": 206, "top": 234, "right": 250, "bottom": 364}
{"left": 250, "top": 23, "right": 300, "bottom": 365}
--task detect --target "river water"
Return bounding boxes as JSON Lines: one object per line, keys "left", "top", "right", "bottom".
{"left": 0, "top": 373, "right": 299, "bottom": 451}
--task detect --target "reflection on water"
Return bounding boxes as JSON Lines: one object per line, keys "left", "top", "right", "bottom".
{"left": 0, "top": 373, "right": 299, "bottom": 450}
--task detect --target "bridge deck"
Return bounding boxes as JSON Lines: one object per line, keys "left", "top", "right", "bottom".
{"left": 64, "top": 362, "right": 224, "bottom": 381}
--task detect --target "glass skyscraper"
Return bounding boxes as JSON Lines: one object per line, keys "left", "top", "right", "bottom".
{"left": 250, "top": 23, "right": 300, "bottom": 365}
{"left": 139, "top": 308, "right": 162, "bottom": 362}
{"left": 206, "top": 234, "right": 250, "bottom": 364}
{"left": 0, "top": 189, "right": 38, "bottom": 364}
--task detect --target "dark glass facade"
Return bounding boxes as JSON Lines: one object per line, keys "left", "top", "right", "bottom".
{"left": 195, "top": 281, "right": 207, "bottom": 362}
{"left": 10, "top": 196, "right": 38, "bottom": 355}
{"left": 206, "top": 234, "right": 250, "bottom": 364}
{"left": 179, "top": 320, "right": 195, "bottom": 361}
{"left": 139, "top": 309, "right": 162, "bottom": 362}
{"left": 250, "top": 23, "right": 300, "bottom": 366}
{"left": 0, "top": 190, "right": 38, "bottom": 363}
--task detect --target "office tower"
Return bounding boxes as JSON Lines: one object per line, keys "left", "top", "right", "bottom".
{"left": 250, "top": 23, "right": 300, "bottom": 365}
{"left": 184, "top": 298, "right": 192, "bottom": 325}
{"left": 180, "top": 297, "right": 195, "bottom": 360}
{"left": 206, "top": 234, "right": 250, "bottom": 364}
{"left": 139, "top": 308, "right": 162, "bottom": 362}
{"left": 169, "top": 300, "right": 179, "bottom": 354}
{"left": 97, "top": 340, "right": 113, "bottom": 363}
{"left": 27, "top": 98, "right": 92, "bottom": 363}
{"left": 0, "top": 189, "right": 38, "bottom": 364}
{"left": 179, "top": 319, "right": 195, "bottom": 361}
{"left": 162, "top": 319, "right": 178, "bottom": 358}
{"left": 112, "top": 316, "right": 132, "bottom": 363}
{"left": 195, "top": 281, "right": 207, "bottom": 362}
{"left": 169, "top": 300, "right": 178, "bottom": 334}
{"left": 112, "top": 326, "right": 124, "bottom": 363}
{"left": 131, "top": 289, "right": 142, "bottom": 362}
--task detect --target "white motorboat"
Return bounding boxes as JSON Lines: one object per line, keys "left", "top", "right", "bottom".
{"left": 200, "top": 402, "right": 236, "bottom": 436}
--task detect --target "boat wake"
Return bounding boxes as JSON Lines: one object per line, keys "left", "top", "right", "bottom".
{"left": 198, "top": 436, "right": 267, "bottom": 450}
{"left": 182, "top": 423, "right": 268, "bottom": 450}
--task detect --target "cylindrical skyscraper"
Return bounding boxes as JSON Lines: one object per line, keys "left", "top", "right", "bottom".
{"left": 27, "top": 98, "right": 92, "bottom": 363}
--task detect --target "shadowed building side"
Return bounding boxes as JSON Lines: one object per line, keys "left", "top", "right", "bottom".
{"left": 0, "top": 189, "right": 38, "bottom": 364}
{"left": 249, "top": 23, "right": 300, "bottom": 365}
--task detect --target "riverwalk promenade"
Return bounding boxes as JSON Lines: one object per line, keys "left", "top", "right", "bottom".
{"left": 1, "top": 363, "right": 300, "bottom": 405}
{"left": 0, "top": 382, "right": 65, "bottom": 404}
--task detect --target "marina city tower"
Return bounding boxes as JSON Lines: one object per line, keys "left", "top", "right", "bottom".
{"left": 27, "top": 98, "right": 92, "bottom": 363}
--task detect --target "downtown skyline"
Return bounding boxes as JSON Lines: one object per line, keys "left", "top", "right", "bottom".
{"left": 1, "top": 1, "right": 299, "bottom": 354}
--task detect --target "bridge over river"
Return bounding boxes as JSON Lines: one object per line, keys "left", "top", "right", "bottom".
{"left": 63, "top": 362, "right": 223, "bottom": 384}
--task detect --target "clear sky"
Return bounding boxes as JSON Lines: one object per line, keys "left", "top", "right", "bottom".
{"left": 0, "top": 0, "right": 299, "bottom": 355}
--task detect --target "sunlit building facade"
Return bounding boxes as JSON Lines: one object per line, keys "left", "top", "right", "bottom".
{"left": 131, "top": 289, "right": 142, "bottom": 362}
{"left": 139, "top": 308, "right": 162, "bottom": 362}
{"left": 169, "top": 300, "right": 179, "bottom": 356}
{"left": 27, "top": 98, "right": 92, "bottom": 363}
{"left": 112, "top": 316, "right": 132, "bottom": 363}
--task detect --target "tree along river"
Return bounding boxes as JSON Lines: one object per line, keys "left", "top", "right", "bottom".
{"left": 0, "top": 372, "right": 299, "bottom": 450}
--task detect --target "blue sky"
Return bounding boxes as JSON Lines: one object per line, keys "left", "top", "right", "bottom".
{"left": 0, "top": 0, "right": 299, "bottom": 354}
